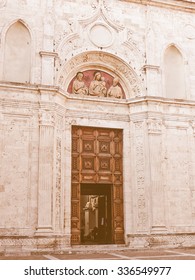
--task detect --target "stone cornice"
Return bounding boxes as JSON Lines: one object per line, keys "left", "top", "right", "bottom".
{"left": 39, "top": 51, "right": 58, "bottom": 58}
{"left": 0, "top": 81, "right": 59, "bottom": 93}
{"left": 121, "top": 0, "right": 195, "bottom": 13}
{"left": 1, "top": 81, "right": 195, "bottom": 107}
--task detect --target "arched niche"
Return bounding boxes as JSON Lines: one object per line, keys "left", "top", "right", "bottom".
{"left": 164, "top": 45, "right": 186, "bottom": 99}
{"left": 3, "top": 21, "right": 31, "bottom": 83}
{"left": 57, "top": 51, "right": 143, "bottom": 99}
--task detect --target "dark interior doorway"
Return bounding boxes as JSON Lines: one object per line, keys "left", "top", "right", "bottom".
{"left": 80, "top": 184, "right": 112, "bottom": 244}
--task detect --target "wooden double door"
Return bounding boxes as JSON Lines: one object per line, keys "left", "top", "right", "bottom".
{"left": 71, "top": 126, "right": 124, "bottom": 245}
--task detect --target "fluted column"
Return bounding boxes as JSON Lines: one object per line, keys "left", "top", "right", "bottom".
{"left": 36, "top": 111, "right": 54, "bottom": 235}
{"left": 147, "top": 118, "right": 167, "bottom": 233}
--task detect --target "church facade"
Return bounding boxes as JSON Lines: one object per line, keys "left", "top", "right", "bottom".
{"left": 1, "top": 0, "right": 195, "bottom": 254}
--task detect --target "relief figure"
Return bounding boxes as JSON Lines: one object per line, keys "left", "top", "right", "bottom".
{"left": 72, "top": 72, "right": 88, "bottom": 95}
{"left": 107, "top": 77, "right": 123, "bottom": 99}
{"left": 89, "top": 72, "right": 107, "bottom": 97}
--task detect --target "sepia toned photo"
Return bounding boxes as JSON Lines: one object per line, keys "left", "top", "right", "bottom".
{"left": 0, "top": 0, "right": 195, "bottom": 262}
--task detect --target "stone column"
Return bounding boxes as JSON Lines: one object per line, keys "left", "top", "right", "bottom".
{"left": 36, "top": 111, "right": 54, "bottom": 235}
{"left": 147, "top": 118, "right": 167, "bottom": 233}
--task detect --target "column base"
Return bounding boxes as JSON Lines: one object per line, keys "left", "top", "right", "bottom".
{"left": 151, "top": 226, "right": 167, "bottom": 234}
{"left": 35, "top": 227, "right": 53, "bottom": 236}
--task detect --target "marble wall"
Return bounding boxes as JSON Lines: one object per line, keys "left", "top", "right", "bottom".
{"left": 0, "top": 0, "right": 195, "bottom": 253}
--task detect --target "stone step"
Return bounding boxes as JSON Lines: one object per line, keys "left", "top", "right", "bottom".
{"left": 70, "top": 244, "right": 128, "bottom": 253}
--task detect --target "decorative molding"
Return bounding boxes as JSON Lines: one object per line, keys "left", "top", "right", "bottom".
{"left": 57, "top": 51, "right": 143, "bottom": 98}
{"left": 128, "top": 233, "right": 195, "bottom": 249}
{"left": 134, "top": 121, "right": 148, "bottom": 232}
{"left": 39, "top": 51, "right": 58, "bottom": 58}
{"left": 142, "top": 65, "right": 160, "bottom": 73}
{"left": 88, "top": 22, "right": 114, "bottom": 48}
{"left": 120, "top": 0, "right": 195, "bottom": 13}
{"left": 78, "top": 1, "right": 124, "bottom": 32}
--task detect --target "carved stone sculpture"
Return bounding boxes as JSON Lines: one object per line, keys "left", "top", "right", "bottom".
{"left": 70, "top": 70, "right": 124, "bottom": 99}
{"left": 89, "top": 71, "right": 107, "bottom": 96}
{"left": 107, "top": 77, "right": 123, "bottom": 99}
{"left": 72, "top": 72, "right": 88, "bottom": 95}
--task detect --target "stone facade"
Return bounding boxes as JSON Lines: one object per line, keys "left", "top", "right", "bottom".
{"left": 1, "top": 0, "right": 195, "bottom": 254}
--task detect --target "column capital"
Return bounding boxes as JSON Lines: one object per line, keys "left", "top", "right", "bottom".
{"left": 39, "top": 111, "right": 55, "bottom": 126}
{"left": 141, "top": 65, "right": 160, "bottom": 73}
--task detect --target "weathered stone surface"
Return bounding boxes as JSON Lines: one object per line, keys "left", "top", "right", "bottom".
{"left": 0, "top": 0, "right": 195, "bottom": 254}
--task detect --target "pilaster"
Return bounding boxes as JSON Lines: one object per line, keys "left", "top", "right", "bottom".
{"left": 36, "top": 111, "right": 55, "bottom": 235}
{"left": 147, "top": 118, "right": 167, "bottom": 233}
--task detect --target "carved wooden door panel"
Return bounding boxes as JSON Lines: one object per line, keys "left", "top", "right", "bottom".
{"left": 71, "top": 126, "right": 124, "bottom": 244}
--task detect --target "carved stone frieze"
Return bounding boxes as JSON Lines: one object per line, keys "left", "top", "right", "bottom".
{"left": 69, "top": 70, "right": 124, "bottom": 99}
{"left": 134, "top": 121, "right": 148, "bottom": 232}
{"left": 78, "top": 0, "right": 124, "bottom": 31}
{"left": 128, "top": 233, "right": 195, "bottom": 249}
{"left": 58, "top": 51, "right": 143, "bottom": 98}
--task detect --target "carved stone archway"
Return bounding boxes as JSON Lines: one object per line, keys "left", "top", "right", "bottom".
{"left": 57, "top": 51, "right": 143, "bottom": 99}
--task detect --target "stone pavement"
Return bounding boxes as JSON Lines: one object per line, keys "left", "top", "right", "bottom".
{"left": 1, "top": 248, "right": 195, "bottom": 260}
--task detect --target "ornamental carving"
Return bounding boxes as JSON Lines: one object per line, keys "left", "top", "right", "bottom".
{"left": 68, "top": 70, "right": 124, "bottom": 99}
{"left": 100, "top": 142, "right": 110, "bottom": 153}
{"left": 58, "top": 51, "right": 143, "bottom": 98}
{"left": 134, "top": 121, "right": 148, "bottom": 231}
